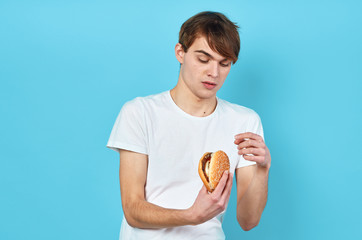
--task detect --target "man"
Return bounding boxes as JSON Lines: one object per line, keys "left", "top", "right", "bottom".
{"left": 107, "top": 11, "right": 271, "bottom": 240}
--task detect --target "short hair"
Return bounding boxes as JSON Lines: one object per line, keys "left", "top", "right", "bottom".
{"left": 179, "top": 11, "right": 240, "bottom": 64}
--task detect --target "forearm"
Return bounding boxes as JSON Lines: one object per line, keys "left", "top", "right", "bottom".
{"left": 237, "top": 165, "right": 270, "bottom": 229}
{"left": 123, "top": 198, "right": 195, "bottom": 229}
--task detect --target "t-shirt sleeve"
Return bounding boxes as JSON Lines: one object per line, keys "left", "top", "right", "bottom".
{"left": 106, "top": 99, "right": 148, "bottom": 155}
{"left": 236, "top": 110, "right": 264, "bottom": 168}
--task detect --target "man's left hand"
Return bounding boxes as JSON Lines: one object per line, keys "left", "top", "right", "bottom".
{"left": 234, "top": 132, "right": 271, "bottom": 168}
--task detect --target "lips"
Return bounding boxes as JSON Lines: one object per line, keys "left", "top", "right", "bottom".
{"left": 202, "top": 81, "right": 217, "bottom": 90}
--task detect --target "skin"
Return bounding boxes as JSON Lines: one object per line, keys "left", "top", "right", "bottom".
{"left": 170, "top": 37, "right": 232, "bottom": 117}
{"left": 234, "top": 133, "right": 271, "bottom": 230}
{"left": 119, "top": 36, "right": 271, "bottom": 230}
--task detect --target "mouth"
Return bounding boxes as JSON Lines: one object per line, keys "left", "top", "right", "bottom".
{"left": 202, "top": 81, "right": 217, "bottom": 90}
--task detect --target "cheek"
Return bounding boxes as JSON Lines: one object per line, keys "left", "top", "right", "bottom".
{"left": 191, "top": 62, "right": 203, "bottom": 71}
{"left": 190, "top": 64, "right": 206, "bottom": 78}
{"left": 219, "top": 68, "right": 230, "bottom": 79}
{"left": 222, "top": 67, "right": 231, "bottom": 76}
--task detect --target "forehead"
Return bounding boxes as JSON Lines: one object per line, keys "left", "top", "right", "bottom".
{"left": 188, "top": 37, "right": 228, "bottom": 61}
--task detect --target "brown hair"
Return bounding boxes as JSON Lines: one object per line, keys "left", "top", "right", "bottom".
{"left": 179, "top": 11, "right": 240, "bottom": 64}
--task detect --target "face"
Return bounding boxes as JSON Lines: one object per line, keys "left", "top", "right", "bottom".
{"left": 175, "top": 36, "right": 232, "bottom": 100}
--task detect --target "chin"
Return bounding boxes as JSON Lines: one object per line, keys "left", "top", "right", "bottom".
{"left": 196, "top": 90, "right": 217, "bottom": 100}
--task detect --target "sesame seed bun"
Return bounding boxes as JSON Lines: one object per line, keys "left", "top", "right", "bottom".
{"left": 198, "top": 150, "right": 230, "bottom": 192}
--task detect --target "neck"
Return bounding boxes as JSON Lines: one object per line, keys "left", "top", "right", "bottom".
{"left": 170, "top": 82, "right": 217, "bottom": 117}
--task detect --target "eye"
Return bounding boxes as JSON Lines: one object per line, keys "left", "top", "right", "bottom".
{"left": 220, "top": 62, "right": 231, "bottom": 67}
{"left": 198, "top": 58, "right": 209, "bottom": 63}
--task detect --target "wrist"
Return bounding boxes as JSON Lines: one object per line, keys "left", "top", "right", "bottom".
{"left": 185, "top": 206, "right": 200, "bottom": 226}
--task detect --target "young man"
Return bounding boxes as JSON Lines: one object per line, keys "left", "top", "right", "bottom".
{"left": 107, "top": 11, "right": 271, "bottom": 240}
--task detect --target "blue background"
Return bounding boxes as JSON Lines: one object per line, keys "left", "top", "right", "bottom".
{"left": 1, "top": 0, "right": 361, "bottom": 239}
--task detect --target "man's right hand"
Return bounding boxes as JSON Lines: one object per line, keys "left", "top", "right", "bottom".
{"left": 188, "top": 171, "right": 233, "bottom": 225}
{"left": 119, "top": 149, "right": 233, "bottom": 228}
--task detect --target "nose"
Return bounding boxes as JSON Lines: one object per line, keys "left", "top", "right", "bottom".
{"left": 207, "top": 61, "right": 219, "bottom": 78}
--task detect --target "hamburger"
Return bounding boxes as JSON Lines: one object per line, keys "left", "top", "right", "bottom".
{"left": 198, "top": 150, "right": 230, "bottom": 192}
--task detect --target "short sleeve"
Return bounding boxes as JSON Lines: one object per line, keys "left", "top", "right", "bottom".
{"left": 106, "top": 98, "right": 148, "bottom": 155}
{"left": 236, "top": 110, "right": 264, "bottom": 168}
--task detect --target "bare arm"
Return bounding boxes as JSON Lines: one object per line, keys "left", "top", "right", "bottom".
{"left": 119, "top": 149, "right": 233, "bottom": 229}
{"left": 234, "top": 132, "right": 271, "bottom": 231}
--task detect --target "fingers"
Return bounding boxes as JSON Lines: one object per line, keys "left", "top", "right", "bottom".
{"left": 192, "top": 172, "right": 233, "bottom": 224}
{"left": 212, "top": 171, "right": 229, "bottom": 196}
{"left": 236, "top": 139, "right": 264, "bottom": 149}
{"left": 238, "top": 147, "right": 266, "bottom": 156}
{"left": 220, "top": 172, "right": 233, "bottom": 203}
{"left": 234, "top": 133, "right": 266, "bottom": 160}
{"left": 210, "top": 171, "right": 233, "bottom": 213}
{"left": 235, "top": 132, "right": 263, "bottom": 140}
{"left": 234, "top": 132, "right": 263, "bottom": 145}
{"left": 199, "top": 184, "right": 208, "bottom": 194}
{"left": 242, "top": 154, "right": 265, "bottom": 164}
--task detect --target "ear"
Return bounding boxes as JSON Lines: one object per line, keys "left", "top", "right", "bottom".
{"left": 175, "top": 43, "right": 185, "bottom": 64}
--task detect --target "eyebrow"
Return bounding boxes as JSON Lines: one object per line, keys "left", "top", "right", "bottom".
{"left": 194, "top": 50, "right": 229, "bottom": 62}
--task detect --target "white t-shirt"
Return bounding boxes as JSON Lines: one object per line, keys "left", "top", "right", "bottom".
{"left": 107, "top": 91, "right": 264, "bottom": 240}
